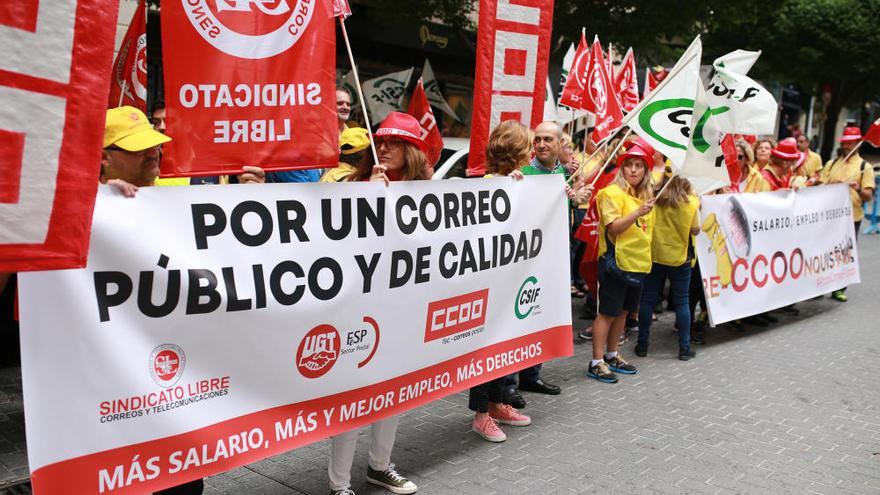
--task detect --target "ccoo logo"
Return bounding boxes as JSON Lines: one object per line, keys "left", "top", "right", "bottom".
{"left": 183, "top": 0, "right": 315, "bottom": 60}
{"left": 588, "top": 63, "right": 607, "bottom": 115}
{"left": 515, "top": 276, "right": 542, "bottom": 320}
{"left": 149, "top": 344, "right": 186, "bottom": 387}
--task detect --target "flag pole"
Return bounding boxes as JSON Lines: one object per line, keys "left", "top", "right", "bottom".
{"left": 655, "top": 171, "right": 677, "bottom": 198}
{"left": 338, "top": 16, "right": 380, "bottom": 166}
{"left": 568, "top": 128, "right": 632, "bottom": 185}
{"left": 118, "top": 80, "right": 127, "bottom": 107}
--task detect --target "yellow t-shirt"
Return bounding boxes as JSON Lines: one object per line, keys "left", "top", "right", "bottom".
{"left": 154, "top": 177, "right": 191, "bottom": 187}
{"left": 819, "top": 153, "right": 876, "bottom": 221}
{"left": 597, "top": 183, "right": 654, "bottom": 273}
{"left": 802, "top": 150, "right": 823, "bottom": 178}
{"left": 320, "top": 163, "right": 358, "bottom": 183}
{"left": 652, "top": 195, "right": 700, "bottom": 267}
{"left": 742, "top": 165, "right": 772, "bottom": 193}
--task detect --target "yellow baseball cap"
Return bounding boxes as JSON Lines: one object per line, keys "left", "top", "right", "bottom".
{"left": 104, "top": 106, "right": 171, "bottom": 151}
{"left": 339, "top": 127, "right": 370, "bottom": 155}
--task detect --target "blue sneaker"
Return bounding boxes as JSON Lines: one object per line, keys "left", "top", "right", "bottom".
{"left": 605, "top": 355, "right": 638, "bottom": 375}
{"left": 587, "top": 361, "right": 618, "bottom": 383}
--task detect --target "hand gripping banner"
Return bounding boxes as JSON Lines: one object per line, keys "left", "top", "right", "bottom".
{"left": 19, "top": 177, "right": 574, "bottom": 494}
{"left": 0, "top": 0, "right": 117, "bottom": 271}
{"left": 467, "top": 0, "right": 555, "bottom": 177}
{"left": 160, "top": 0, "right": 338, "bottom": 177}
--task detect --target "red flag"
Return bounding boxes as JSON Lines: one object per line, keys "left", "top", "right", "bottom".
{"left": 721, "top": 133, "right": 742, "bottom": 189}
{"left": 332, "top": 0, "right": 352, "bottom": 18}
{"left": 864, "top": 118, "right": 880, "bottom": 146}
{"left": 643, "top": 66, "right": 668, "bottom": 99}
{"left": 160, "top": 1, "right": 338, "bottom": 177}
{"left": 583, "top": 37, "right": 624, "bottom": 144}
{"left": 613, "top": 47, "right": 639, "bottom": 112}
{"left": 559, "top": 32, "right": 590, "bottom": 110}
{"left": 407, "top": 79, "right": 443, "bottom": 166}
{"left": 108, "top": 0, "right": 147, "bottom": 111}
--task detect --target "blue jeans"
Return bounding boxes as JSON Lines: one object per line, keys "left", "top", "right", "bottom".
{"left": 638, "top": 262, "right": 692, "bottom": 351}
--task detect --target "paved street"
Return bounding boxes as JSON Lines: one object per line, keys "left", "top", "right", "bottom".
{"left": 2, "top": 235, "right": 880, "bottom": 494}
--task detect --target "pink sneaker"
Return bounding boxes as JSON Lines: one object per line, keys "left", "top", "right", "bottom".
{"left": 489, "top": 403, "right": 532, "bottom": 426}
{"left": 472, "top": 414, "right": 506, "bottom": 442}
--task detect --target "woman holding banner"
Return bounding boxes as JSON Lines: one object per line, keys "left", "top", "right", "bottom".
{"left": 635, "top": 176, "right": 699, "bottom": 360}
{"left": 468, "top": 120, "right": 534, "bottom": 442}
{"left": 587, "top": 141, "right": 655, "bottom": 384}
{"left": 328, "top": 112, "right": 424, "bottom": 495}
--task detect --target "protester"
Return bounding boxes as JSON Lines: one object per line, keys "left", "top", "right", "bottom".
{"left": 468, "top": 120, "right": 533, "bottom": 443}
{"left": 336, "top": 89, "right": 352, "bottom": 134}
{"left": 150, "top": 100, "right": 166, "bottom": 134}
{"left": 818, "top": 126, "right": 876, "bottom": 302}
{"left": 745, "top": 138, "right": 800, "bottom": 192}
{"left": 796, "top": 133, "right": 823, "bottom": 184}
{"left": 327, "top": 113, "right": 422, "bottom": 495}
{"left": 733, "top": 139, "right": 755, "bottom": 192}
{"left": 587, "top": 140, "right": 655, "bottom": 383}
{"left": 321, "top": 127, "right": 373, "bottom": 183}
{"left": 635, "top": 176, "right": 699, "bottom": 360}
{"left": 102, "top": 105, "right": 264, "bottom": 495}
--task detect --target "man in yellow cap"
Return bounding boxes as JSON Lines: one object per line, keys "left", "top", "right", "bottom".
{"left": 320, "top": 126, "right": 373, "bottom": 183}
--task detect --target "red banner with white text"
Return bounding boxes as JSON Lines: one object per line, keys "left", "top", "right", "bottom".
{"left": 467, "top": 0, "right": 555, "bottom": 177}
{"left": 160, "top": 0, "right": 338, "bottom": 177}
{"left": 0, "top": 0, "right": 117, "bottom": 271}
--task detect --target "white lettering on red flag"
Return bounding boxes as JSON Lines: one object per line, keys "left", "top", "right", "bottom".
{"left": 558, "top": 32, "right": 589, "bottom": 111}
{"left": 583, "top": 37, "right": 624, "bottom": 144}
{"left": 19, "top": 177, "right": 574, "bottom": 493}
{"left": 613, "top": 47, "right": 639, "bottom": 113}
{"left": 0, "top": 0, "right": 117, "bottom": 271}
{"left": 467, "top": 0, "right": 555, "bottom": 177}
{"left": 109, "top": 0, "right": 147, "bottom": 110}
{"left": 160, "top": 0, "right": 338, "bottom": 177}
{"left": 407, "top": 79, "right": 443, "bottom": 166}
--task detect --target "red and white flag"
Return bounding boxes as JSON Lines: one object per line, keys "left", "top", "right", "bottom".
{"left": 643, "top": 66, "right": 668, "bottom": 99}
{"left": 407, "top": 79, "right": 443, "bottom": 166}
{"left": 613, "top": 47, "right": 639, "bottom": 112}
{"left": 108, "top": 0, "right": 147, "bottom": 110}
{"left": 559, "top": 32, "right": 590, "bottom": 110}
{"left": 863, "top": 118, "right": 880, "bottom": 146}
{"left": 332, "top": 0, "right": 352, "bottom": 18}
{"left": 583, "top": 37, "right": 624, "bottom": 144}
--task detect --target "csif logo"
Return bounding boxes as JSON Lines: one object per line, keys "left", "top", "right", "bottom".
{"left": 515, "top": 276, "right": 542, "bottom": 320}
{"left": 182, "top": 0, "right": 315, "bottom": 60}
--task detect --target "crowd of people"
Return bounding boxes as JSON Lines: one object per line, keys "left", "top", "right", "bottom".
{"left": 9, "top": 81, "right": 871, "bottom": 494}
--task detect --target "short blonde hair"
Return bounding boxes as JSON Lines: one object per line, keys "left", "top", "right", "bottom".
{"left": 486, "top": 120, "right": 531, "bottom": 176}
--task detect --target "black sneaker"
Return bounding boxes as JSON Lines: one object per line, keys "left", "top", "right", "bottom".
{"left": 605, "top": 354, "right": 638, "bottom": 374}
{"left": 625, "top": 317, "right": 638, "bottom": 329}
{"left": 587, "top": 361, "right": 618, "bottom": 383}
{"left": 331, "top": 490, "right": 357, "bottom": 495}
{"left": 577, "top": 328, "right": 593, "bottom": 341}
{"left": 678, "top": 348, "right": 696, "bottom": 361}
{"left": 634, "top": 343, "right": 648, "bottom": 357}
{"left": 366, "top": 464, "right": 417, "bottom": 494}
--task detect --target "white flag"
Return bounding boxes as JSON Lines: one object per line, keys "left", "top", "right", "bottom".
{"left": 705, "top": 50, "right": 777, "bottom": 135}
{"left": 340, "top": 70, "right": 361, "bottom": 110}
{"left": 627, "top": 36, "right": 702, "bottom": 169}
{"left": 680, "top": 78, "right": 730, "bottom": 194}
{"left": 362, "top": 67, "right": 413, "bottom": 123}
{"left": 421, "top": 59, "right": 459, "bottom": 121}
{"left": 544, "top": 76, "right": 559, "bottom": 122}
{"left": 556, "top": 43, "right": 588, "bottom": 123}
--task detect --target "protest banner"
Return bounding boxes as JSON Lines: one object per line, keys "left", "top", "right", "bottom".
{"left": 0, "top": 0, "right": 117, "bottom": 271}
{"left": 160, "top": 0, "right": 338, "bottom": 177}
{"left": 108, "top": 0, "right": 147, "bottom": 110}
{"left": 19, "top": 176, "right": 574, "bottom": 494}
{"left": 467, "top": 0, "right": 555, "bottom": 176}
{"left": 695, "top": 184, "right": 860, "bottom": 326}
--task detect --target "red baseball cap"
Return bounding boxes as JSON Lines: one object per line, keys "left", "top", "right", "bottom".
{"left": 771, "top": 137, "right": 802, "bottom": 161}
{"left": 617, "top": 141, "right": 655, "bottom": 169}
{"left": 839, "top": 126, "right": 862, "bottom": 142}
{"left": 374, "top": 112, "right": 428, "bottom": 153}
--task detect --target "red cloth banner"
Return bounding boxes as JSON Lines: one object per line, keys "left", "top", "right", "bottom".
{"left": 407, "top": 79, "right": 443, "bottom": 166}
{"left": 160, "top": 0, "right": 338, "bottom": 177}
{"left": 613, "top": 47, "right": 639, "bottom": 113}
{"left": 558, "top": 32, "right": 589, "bottom": 110}
{"left": 863, "top": 118, "right": 880, "bottom": 147}
{"left": 0, "top": 0, "right": 117, "bottom": 271}
{"left": 467, "top": 0, "right": 555, "bottom": 177}
{"left": 584, "top": 38, "right": 624, "bottom": 144}
{"left": 108, "top": 0, "right": 147, "bottom": 111}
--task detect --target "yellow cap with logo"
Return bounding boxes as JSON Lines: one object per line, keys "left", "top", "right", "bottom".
{"left": 104, "top": 106, "right": 171, "bottom": 151}
{"left": 339, "top": 127, "right": 371, "bottom": 155}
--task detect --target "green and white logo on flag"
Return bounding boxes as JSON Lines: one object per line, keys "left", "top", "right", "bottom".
{"left": 362, "top": 67, "right": 413, "bottom": 123}
{"left": 706, "top": 50, "right": 777, "bottom": 135}
{"left": 422, "top": 59, "right": 460, "bottom": 122}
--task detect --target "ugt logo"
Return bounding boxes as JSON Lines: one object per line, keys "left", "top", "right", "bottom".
{"left": 182, "top": 0, "right": 315, "bottom": 60}
{"left": 296, "top": 324, "right": 340, "bottom": 379}
{"left": 515, "top": 276, "right": 542, "bottom": 320}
